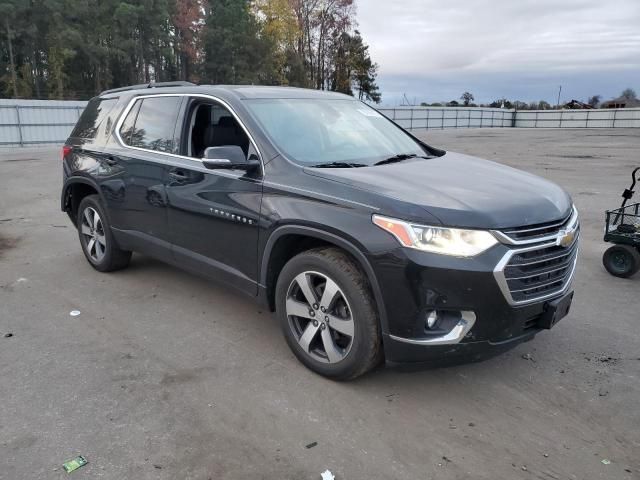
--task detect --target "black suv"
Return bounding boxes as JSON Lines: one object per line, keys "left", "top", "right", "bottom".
{"left": 61, "top": 82, "right": 579, "bottom": 379}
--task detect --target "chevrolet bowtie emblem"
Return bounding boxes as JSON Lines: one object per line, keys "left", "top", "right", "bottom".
{"left": 556, "top": 228, "right": 576, "bottom": 247}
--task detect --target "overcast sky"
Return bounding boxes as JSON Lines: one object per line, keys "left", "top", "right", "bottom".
{"left": 357, "top": 0, "right": 640, "bottom": 106}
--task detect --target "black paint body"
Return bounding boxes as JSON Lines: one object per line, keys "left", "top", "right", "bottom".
{"left": 61, "top": 85, "right": 574, "bottom": 366}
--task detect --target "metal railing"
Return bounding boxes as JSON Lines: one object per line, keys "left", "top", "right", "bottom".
{"left": 0, "top": 101, "right": 638, "bottom": 147}
{"left": 0, "top": 101, "right": 87, "bottom": 147}
{"left": 378, "top": 107, "right": 515, "bottom": 130}
{"left": 514, "top": 108, "right": 640, "bottom": 128}
{"left": 379, "top": 106, "right": 640, "bottom": 130}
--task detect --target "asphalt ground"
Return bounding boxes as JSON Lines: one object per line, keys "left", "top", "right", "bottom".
{"left": 1, "top": 128, "right": 638, "bottom": 479}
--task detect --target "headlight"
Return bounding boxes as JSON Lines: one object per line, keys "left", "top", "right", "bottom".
{"left": 372, "top": 214, "right": 498, "bottom": 257}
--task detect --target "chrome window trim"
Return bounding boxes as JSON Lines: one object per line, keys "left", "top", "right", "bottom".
{"left": 113, "top": 93, "right": 264, "bottom": 176}
{"left": 389, "top": 311, "right": 476, "bottom": 345}
{"left": 493, "top": 238, "right": 579, "bottom": 306}
{"left": 491, "top": 206, "right": 579, "bottom": 246}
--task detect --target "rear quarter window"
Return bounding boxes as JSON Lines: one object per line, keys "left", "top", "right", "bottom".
{"left": 70, "top": 98, "right": 118, "bottom": 141}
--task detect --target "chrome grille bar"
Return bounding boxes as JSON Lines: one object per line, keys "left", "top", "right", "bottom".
{"left": 510, "top": 274, "right": 571, "bottom": 293}
{"left": 505, "top": 262, "right": 573, "bottom": 280}
{"left": 493, "top": 207, "right": 579, "bottom": 305}
{"left": 492, "top": 206, "right": 578, "bottom": 246}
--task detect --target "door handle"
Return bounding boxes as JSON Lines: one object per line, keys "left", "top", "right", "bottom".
{"left": 105, "top": 156, "right": 118, "bottom": 166}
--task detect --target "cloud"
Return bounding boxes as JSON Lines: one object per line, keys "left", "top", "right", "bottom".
{"left": 356, "top": 0, "right": 640, "bottom": 104}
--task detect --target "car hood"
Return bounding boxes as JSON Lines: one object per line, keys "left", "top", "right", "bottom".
{"left": 304, "top": 152, "right": 572, "bottom": 229}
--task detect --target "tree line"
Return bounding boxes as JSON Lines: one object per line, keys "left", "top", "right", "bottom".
{"left": 419, "top": 88, "right": 638, "bottom": 110}
{"left": 0, "top": 0, "right": 381, "bottom": 102}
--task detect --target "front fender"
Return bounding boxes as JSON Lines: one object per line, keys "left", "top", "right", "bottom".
{"left": 260, "top": 224, "right": 391, "bottom": 335}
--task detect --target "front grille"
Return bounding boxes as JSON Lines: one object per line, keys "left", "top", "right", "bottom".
{"left": 499, "top": 209, "right": 575, "bottom": 243}
{"left": 494, "top": 208, "right": 580, "bottom": 305}
{"left": 503, "top": 234, "right": 579, "bottom": 303}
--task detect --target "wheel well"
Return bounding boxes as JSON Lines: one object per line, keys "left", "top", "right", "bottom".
{"left": 64, "top": 183, "right": 98, "bottom": 225}
{"left": 264, "top": 233, "right": 375, "bottom": 313}
{"left": 265, "top": 235, "right": 330, "bottom": 311}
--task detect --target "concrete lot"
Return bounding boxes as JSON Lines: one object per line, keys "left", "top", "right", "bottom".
{"left": 1, "top": 128, "right": 639, "bottom": 480}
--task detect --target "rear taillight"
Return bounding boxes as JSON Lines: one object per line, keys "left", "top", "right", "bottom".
{"left": 62, "top": 145, "right": 72, "bottom": 160}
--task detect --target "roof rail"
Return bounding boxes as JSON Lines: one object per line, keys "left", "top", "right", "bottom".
{"left": 100, "top": 81, "right": 196, "bottom": 96}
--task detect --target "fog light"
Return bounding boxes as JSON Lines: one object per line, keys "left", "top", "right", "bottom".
{"left": 396, "top": 310, "right": 476, "bottom": 345}
{"left": 423, "top": 309, "right": 465, "bottom": 335}
{"left": 425, "top": 310, "right": 438, "bottom": 329}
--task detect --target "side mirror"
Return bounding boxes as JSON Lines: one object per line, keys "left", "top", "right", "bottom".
{"left": 203, "top": 145, "right": 246, "bottom": 166}
{"left": 203, "top": 146, "right": 260, "bottom": 172}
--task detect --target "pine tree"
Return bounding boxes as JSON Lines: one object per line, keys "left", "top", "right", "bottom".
{"left": 202, "top": 0, "right": 273, "bottom": 84}
{"left": 0, "top": 0, "right": 380, "bottom": 101}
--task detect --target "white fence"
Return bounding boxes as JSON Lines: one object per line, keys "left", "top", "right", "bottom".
{"left": 0, "top": 99, "right": 87, "bottom": 147}
{"left": 0, "top": 100, "right": 638, "bottom": 147}
{"left": 378, "top": 107, "right": 514, "bottom": 130}
{"left": 514, "top": 108, "right": 640, "bottom": 128}
{"left": 379, "top": 106, "right": 640, "bottom": 130}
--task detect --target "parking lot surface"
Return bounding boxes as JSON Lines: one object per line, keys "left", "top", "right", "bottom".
{"left": 1, "top": 128, "right": 639, "bottom": 479}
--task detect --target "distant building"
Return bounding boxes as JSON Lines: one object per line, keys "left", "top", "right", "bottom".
{"left": 564, "top": 99, "right": 594, "bottom": 109}
{"left": 601, "top": 96, "right": 640, "bottom": 108}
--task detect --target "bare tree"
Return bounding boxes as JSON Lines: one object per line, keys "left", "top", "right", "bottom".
{"left": 621, "top": 88, "right": 637, "bottom": 100}
{"left": 587, "top": 95, "right": 601, "bottom": 107}
{"left": 460, "top": 91, "right": 474, "bottom": 106}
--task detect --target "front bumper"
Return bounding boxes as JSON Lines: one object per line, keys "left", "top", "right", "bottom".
{"left": 369, "top": 243, "right": 574, "bottom": 365}
{"left": 384, "top": 329, "right": 538, "bottom": 368}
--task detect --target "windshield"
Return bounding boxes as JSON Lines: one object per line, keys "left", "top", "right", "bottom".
{"left": 245, "top": 98, "right": 427, "bottom": 166}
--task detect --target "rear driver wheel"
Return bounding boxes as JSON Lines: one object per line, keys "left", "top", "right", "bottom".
{"left": 77, "top": 195, "right": 131, "bottom": 272}
{"left": 276, "top": 248, "right": 382, "bottom": 380}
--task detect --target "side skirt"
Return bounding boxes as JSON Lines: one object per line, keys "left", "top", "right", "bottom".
{"left": 111, "top": 227, "right": 262, "bottom": 302}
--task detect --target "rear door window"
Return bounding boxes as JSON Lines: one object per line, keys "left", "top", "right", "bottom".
{"left": 119, "top": 96, "right": 182, "bottom": 154}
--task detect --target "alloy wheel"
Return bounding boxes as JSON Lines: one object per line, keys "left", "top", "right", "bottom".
{"left": 80, "top": 207, "right": 106, "bottom": 262}
{"left": 286, "top": 271, "right": 355, "bottom": 363}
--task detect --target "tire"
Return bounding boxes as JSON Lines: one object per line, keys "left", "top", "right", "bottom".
{"left": 275, "top": 247, "right": 382, "bottom": 380}
{"left": 602, "top": 244, "right": 640, "bottom": 278}
{"left": 77, "top": 195, "right": 131, "bottom": 272}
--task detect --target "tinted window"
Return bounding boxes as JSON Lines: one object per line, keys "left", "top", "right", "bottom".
{"left": 119, "top": 100, "right": 141, "bottom": 145}
{"left": 71, "top": 98, "right": 118, "bottom": 139}
{"left": 120, "top": 96, "right": 181, "bottom": 153}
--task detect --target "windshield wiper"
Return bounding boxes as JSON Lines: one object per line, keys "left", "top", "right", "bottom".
{"left": 374, "top": 153, "right": 422, "bottom": 166}
{"left": 309, "top": 162, "right": 367, "bottom": 168}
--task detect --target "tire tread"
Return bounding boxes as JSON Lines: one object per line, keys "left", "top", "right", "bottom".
{"left": 603, "top": 244, "right": 640, "bottom": 278}
{"left": 77, "top": 195, "right": 131, "bottom": 272}
{"left": 277, "top": 247, "right": 383, "bottom": 380}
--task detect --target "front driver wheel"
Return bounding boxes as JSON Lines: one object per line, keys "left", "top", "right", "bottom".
{"left": 275, "top": 248, "right": 382, "bottom": 380}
